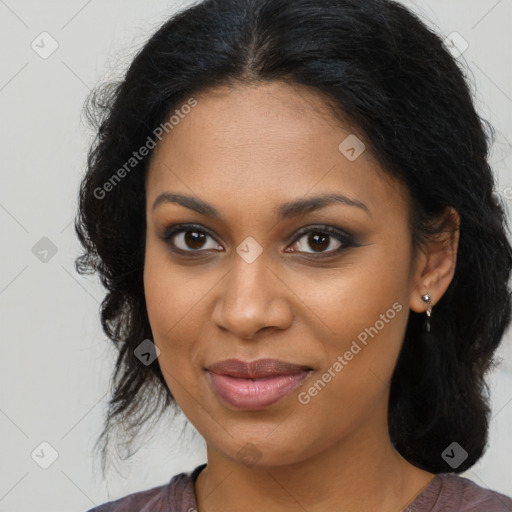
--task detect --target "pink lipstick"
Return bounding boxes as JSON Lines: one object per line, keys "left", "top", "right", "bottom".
{"left": 206, "top": 358, "right": 311, "bottom": 410}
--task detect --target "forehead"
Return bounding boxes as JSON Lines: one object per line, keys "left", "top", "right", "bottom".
{"left": 146, "top": 81, "right": 409, "bottom": 221}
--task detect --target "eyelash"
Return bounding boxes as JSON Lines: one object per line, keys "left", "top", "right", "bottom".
{"left": 161, "top": 223, "right": 357, "bottom": 259}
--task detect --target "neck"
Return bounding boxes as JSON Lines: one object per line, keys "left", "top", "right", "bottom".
{"left": 194, "top": 415, "right": 435, "bottom": 512}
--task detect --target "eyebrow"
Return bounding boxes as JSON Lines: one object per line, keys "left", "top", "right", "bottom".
{"left": 152, "top": 192, "right": 370, "bottom": 219}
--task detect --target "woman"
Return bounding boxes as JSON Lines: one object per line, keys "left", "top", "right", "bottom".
{"left": 75, "top": 0, "right": 512, "bottom": 510}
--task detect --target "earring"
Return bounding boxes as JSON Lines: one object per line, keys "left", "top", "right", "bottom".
{"left": 421, "top": 293, "right": 432, "bottom": 332}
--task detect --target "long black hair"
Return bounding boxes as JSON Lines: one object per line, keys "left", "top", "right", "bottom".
{"left": 75, "top": 0, "right": 512, "bottom": 477}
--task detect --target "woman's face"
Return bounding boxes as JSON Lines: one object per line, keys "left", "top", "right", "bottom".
{"left": 144, "top": 81, "right": 427, "bottom": 466}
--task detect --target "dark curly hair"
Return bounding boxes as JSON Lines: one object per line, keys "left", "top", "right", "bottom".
{"left": 75, "top": 0, "right": 512, "bottom": 478}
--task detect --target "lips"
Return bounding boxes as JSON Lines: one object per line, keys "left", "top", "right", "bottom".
{"left": 206, "top": 358, "right": 312, "bottom": 409}
{"left": 207, "top": 358, "right": 312, "bottom": 378}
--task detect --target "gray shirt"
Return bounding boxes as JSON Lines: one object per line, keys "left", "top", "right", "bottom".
{"left": 86, "top": 463, "right": 512, "bottom": 511}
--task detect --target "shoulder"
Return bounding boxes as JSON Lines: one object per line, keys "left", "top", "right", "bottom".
{"left": 84, "top": 481, "right": 169, "bottom": 512}
{"left": 413, "top": 473, "right": 512, "bottom": 512}
{"left": 84, "top": 464, "right": 204, "bottom": 512}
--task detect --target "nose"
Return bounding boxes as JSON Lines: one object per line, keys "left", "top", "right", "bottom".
{"left": 211, "top": 250, "right": 293, "bottom": 340}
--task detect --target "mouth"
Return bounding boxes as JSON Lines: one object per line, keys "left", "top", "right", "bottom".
{"left": 205, "top": 358, "right": 313, "bottom": 410}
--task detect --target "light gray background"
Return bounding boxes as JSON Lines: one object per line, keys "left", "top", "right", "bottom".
{"left": 1, "top": 1, "right": 511, "bottom": 511}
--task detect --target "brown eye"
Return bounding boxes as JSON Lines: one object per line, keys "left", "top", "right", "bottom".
{"left": 165, "top": 227, "right": 223, "bottom": 253}
{"left": 286, "top": 226, "right": 355, "bottom": 257}
{"left": 183, "top": 230, "right": 207, "bottom": 250}
{"left": 292, "top": 231, "right": 342, "bottom": 254}
{"left": 307, "top": 232, "right": 330, "bottom": 252}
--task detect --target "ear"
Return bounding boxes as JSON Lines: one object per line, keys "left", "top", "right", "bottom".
{"left": 409, "top": 207, "right": 460, "bottom": 313}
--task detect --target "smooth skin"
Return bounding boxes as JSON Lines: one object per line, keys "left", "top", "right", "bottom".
{"left": 143, "top": 81, "right": 460, "bottom": 512}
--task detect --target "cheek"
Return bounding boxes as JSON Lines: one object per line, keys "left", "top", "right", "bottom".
{"left": 143, "top": 257, "right": 199, "bottom": 412}
{"left": 297, "top": 304, "right": 408, "bottom": 437}
{"left": 143, "top": 239, "right": 206, "bottom": 337}
{"left": 143, "top": 240, "right": 216, "bottom": 392}
{"left": 296, "top": 240, "right": 411, "bottom": 395}
{"left": 143, "top": 244, "right": 197, "bottom": 379}
{"left": 293, "top": 248, "right": 409, "bottom": 343}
